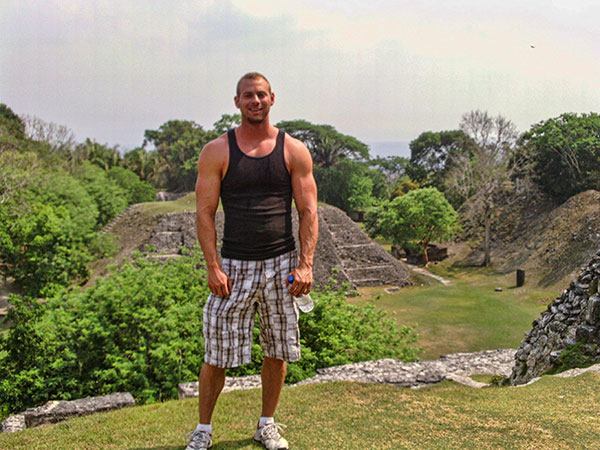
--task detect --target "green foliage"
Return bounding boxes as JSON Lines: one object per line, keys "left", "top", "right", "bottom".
{"left": 32, "top": 167, "right": 99, "bottom": 237}
{"left": 314, "top": 160, "right": 377, "bottom": 213}
{"left": 0, "top": 252, "right": 209, "bottom": 415}
{"left": 409, "top": 130, "right": 475, "bottom": 188}
{"left": 212, "top": 113, "right": 241, "bottom": 134}
{"left": 392, "top": 177, "right": 420, "bottom": 199}
{"left": 87, "top": 233, "right": 119, "bottom": 259}
{"left": 0, "top": 103, "right": 25, "bottom": 140}
{"left": 546, "top": 342, "right": 600, "bottom": 375}
{"left": 347, "top": 173, "right": 374, "bottom": 211}
{"left": 107, "top": 166, "right": 156, "bottom": 204}
{"left": 0, "top": 254, "right": 420, "bottom": 417}
{"left": 277, "top": 119, "right": 369, "bottom": 168}
{"left": 73, "top": 138, "right": 121, "bottom": 171}
{"left": 522, "top": 112, "right": 600, "bottom": 201}
{"left": 73, "top": 162, "right": 128, "bottom": 227}
{"left": 0, "top": 202, "right": 91, "bottom": 296}
{"left": 285, "top": 285, "right": 421, "bottom": 382}
{"left": 143, "top": 120, "right": 217, "bottom": 191}
{"left": 378, "top": 187, "right": 459, "bottom": 264}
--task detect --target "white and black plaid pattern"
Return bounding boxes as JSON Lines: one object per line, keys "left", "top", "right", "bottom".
{"left": 203, "top": 250, "right": 300, "bottom": 368}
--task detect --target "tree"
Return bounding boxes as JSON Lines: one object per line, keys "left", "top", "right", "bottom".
{"left": 277, "top": 119, "right": 369, "bottom": 168}
{"left": 72, "top": 162, "right": 128, "bottom": 227}
{"left": 143, "top": 120, "right": 216, "bottom": 191}
{"left": 20, "top": 115, "right": 76, "bottom": 158}
{"left": 445, "top": 110, "right": 525, "bottom": 266}
{"left": 409, "top": 130, "right": 476, "bottom": 190}
{"left": 521, "top": 112, "right": 600, "bottom": 201}
{"left": 212, "top": 113, "right": 241, "bottom": 134}
{"left": 369, "top": 156, "right": 410, "bottom": 197}
{"left": 0, "top": 147, "right": 39, "bottom": 205}
{"left": 0, "top": 202, "right": 91, "bottom": 296}
{"left": 313, "top": 160, "right": 375, "bottom": 213}
{"left": 0, "top": 103, "right": 25, "bottom": 141}
{"left": 107, "top": 167, "right": 156, "bottom": 204}
{"left": 378, "top": 187, "right": 459, "bottom": 265}
{"left": 74, "top": 138, "right": 122, "bottom": 171}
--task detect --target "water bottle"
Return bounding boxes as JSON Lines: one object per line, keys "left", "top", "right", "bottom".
{"left": 287, "top": 275, "right": 314, "bottom": 313}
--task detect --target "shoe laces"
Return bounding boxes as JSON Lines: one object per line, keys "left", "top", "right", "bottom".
{"left": 186, "top": 429, "right": 212, "bottom": 447}
{"left": 260, "top": 422, "right": 287, "bottom": 440}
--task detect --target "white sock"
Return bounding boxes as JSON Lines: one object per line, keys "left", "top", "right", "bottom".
{"left": 195, "top": 423, "right": 212, "bottom": 434}
{"left": 259, "top": 416, "right": 274, "bottom": 428}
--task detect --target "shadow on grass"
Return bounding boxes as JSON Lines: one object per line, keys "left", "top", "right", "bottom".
{"left": 129, "top": 438, "right": 256, "bottom": 450}
{"left": 213, "top": 438, "right": 258, "bottom": 449}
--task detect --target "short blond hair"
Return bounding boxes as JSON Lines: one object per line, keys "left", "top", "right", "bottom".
{"left": 236, "top": 72, "right": 271, "bottom": 96}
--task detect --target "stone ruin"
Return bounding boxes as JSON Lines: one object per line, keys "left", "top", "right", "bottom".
{"left": 509, "top": 249, "right": 600, "bottom": 385}
{"left": 143, "top": 204, "right": 411, "bottom": 289}
{"left": 1, "top": 393, "right": 134, "bottom": 433}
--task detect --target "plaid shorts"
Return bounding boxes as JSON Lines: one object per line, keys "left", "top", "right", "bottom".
{"left": 203, "top": 250, "right": 301, "bottom": 368}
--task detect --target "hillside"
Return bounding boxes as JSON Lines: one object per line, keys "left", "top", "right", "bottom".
{"left": 463, "top": 190, "right": 600, "bottom": 287}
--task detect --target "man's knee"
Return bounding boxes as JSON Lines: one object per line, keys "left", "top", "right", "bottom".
{"left": 263, "top": 356, "right": 287, "bottom": 370}
{"left": 200, "top": 362, "right": 227, "bottom": 380}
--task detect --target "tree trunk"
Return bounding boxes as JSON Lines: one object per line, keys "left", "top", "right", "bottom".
{"left": 483, "top": 211, "right": 491, "bottom": 267}
{"left": 423, "top": 241, "right": 429, "bottom": 266}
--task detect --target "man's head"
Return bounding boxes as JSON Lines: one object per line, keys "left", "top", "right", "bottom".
{"left": 235, "top": 72, "right": 275, "bottom": 125}
{"left": 236, "top": 72, "right": 271, "bottom": 96}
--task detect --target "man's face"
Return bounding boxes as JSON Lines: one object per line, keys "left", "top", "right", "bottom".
{"left": 234, "top": 78, "right": 275, "bottom": 124}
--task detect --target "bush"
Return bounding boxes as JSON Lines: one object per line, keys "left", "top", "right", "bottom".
{"left": 0, "top": 202, "right": 91, "bottom": 297}
{"left": 73, "top": 162, "right": 128, "bottom": 227}
{"left": 0, "top": 253, "right": 421, "bottom": 417}
{"left": 107, "top": 166, "right": 156, "bottom": 204}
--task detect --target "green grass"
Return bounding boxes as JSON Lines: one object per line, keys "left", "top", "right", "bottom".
{"left": 355, "top": 265, "right": 555, "bottom": 359}
{"left": 138, "top": 192, "right": 198, "bottom": 216}
{"left": 2, "top": 373, "right": 599, "bottom": 449}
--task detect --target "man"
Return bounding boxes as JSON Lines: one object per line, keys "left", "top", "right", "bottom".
{"left": 186, "top": 72, "right": 318, "bottom": 450}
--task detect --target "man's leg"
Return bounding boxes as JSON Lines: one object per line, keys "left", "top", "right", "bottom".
{"left": 199, "top": 362, "right": 226, "bottom": 424}
{"left": 261, "top": 356, "right": 286, "bottom": 417}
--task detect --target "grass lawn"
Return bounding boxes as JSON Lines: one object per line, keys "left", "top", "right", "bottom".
{"left": 139, "top": 192, "right": 197, "bottom": 216}
{"left": 2, "top": 372, "right": 599, "bottom": 449}
{"left": 354, "top": 264, "right": 556, "bottom": 359}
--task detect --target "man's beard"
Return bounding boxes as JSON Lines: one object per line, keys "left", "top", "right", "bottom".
{"left": 247, "top": 115, "right": 266, "bottom": 124}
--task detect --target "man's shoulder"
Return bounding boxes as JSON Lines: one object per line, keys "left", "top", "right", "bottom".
{"left": 282, "top": 132, "right": 306, "bottom": 152}
{"left": 282, "top": 132, "right": 312, "bottom": 167}
{"left": 201, "top": 132, "right": 229, "bottom": 158}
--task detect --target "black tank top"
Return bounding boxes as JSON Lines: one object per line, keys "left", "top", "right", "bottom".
{"left": 220, "top": 129, "right": 295, "bottom": 260}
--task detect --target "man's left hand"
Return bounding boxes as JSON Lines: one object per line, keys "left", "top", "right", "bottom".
{"left": 287, "top": 265, "right": 313, "bottom": 297}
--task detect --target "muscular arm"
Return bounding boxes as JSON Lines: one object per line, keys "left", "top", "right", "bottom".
{"left": 286, "top": 136, "right": 318, "bottom": 297}
{"left": 195, "top": 137, "right": 232, "bottom": 297}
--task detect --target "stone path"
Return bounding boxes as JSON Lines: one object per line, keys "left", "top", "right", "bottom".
{"left": 178, "top": 349, "right": 517, "bottom": 398}
{"left": 407, "top": 264, "right": 452, "bottom": 286}
{"left": 179, "top": 348, "right": 600, "bottom": 399}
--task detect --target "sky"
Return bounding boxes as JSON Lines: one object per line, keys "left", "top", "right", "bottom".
{"left": 2, "top": 0, "right": 599, "bottom": 158}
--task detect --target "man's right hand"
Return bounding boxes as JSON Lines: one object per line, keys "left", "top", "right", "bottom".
{"left": 207, "top": 265, "right": 232, "bottom": 297}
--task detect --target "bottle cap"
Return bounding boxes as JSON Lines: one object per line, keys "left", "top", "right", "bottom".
{"left": 287, "top": 275, "right": 294, "bottom": 283}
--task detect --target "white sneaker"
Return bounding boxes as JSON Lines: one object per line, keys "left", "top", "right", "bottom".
{"left": 185, "top": 429, "right": 212, "bottom": 449}
{"left": 253, "top": 421, "right": 289, "bottom": 450}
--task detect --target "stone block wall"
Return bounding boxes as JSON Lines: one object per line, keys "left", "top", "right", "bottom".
{"left": 509, "top": 249, "right": 600, "bottom": 385}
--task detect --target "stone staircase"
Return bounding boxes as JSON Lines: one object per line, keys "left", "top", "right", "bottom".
{"left": 318, "top": 206, "right": 410, "bottom": 288}
{"left": 99, "top": 204, "right": 140, "bottom": 234}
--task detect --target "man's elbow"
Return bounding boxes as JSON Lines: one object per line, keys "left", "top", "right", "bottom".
{"left": 297, "top": 204, "right": 318, "bottom": 221}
